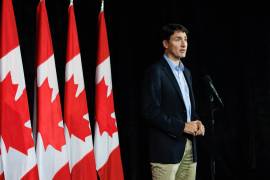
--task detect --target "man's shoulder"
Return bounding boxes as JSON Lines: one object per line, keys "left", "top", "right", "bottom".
{"left": 147, "top": 59, "right": 165, "bottom": 71}
{"left": 142, "top": 60, "right": 165, "bottom": 80}
{"left": 149, "top": 61, "right": 162, "bottom": 69}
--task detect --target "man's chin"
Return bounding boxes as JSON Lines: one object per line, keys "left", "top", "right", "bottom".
{"left": 179, "top": 54, "right": 186, "bottom": 59}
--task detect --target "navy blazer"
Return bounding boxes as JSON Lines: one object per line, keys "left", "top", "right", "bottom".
{"left": 142, "top": 57, "right": 199, "bottom": 164}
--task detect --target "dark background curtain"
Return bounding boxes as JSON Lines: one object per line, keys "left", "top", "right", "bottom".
{"left": 9, "top": 0, "right": 270, "bottom": 179}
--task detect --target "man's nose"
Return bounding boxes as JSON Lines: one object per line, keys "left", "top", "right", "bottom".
{"left": 181, "top": 41, "right": 187, "bottom": 47}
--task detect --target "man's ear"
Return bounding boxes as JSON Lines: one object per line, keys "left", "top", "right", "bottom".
{"left": 162, "top": 40, "right": 168, "bottom": 49}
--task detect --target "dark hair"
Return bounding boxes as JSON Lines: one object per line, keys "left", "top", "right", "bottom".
{"left": 161, "top": 24, "right": 189, "bottom": 41}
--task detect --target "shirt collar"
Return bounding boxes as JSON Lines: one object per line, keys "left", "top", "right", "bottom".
{"left": 164, "top": 54, "right": 185, "bottom": 72}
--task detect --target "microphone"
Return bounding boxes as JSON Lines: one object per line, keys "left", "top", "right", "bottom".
{"left": 203, "top": 75, "right": 224, "bottom": 107}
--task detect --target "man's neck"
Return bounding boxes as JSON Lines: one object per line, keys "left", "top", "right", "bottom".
{"left": 165, "top": 53, "right": 182, "bottom": 65}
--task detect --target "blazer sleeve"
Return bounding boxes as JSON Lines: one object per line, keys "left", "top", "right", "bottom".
{"left": 141, "top": 65, "right": 185, "bottom": 138}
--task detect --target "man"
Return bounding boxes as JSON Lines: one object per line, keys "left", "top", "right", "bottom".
{"left": 142, "top": 23, "right": 205, "bottom": 180}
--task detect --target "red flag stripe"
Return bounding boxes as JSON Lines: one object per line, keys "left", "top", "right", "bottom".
{"left": 71, "top": 151, "right": 97, "bottom": 180}
{"left": 96, "top": 11, "right": 110, "bottom": 65}
{"left": 21, "top": 165, "right": 39, "bottom": 180}
{"left": 36, "top": 0, "right": 54, "bottom": 66}
{"left": 66, "top": 5, "right": 80, "bottom": 63}
{"left": 0, "top": 173, "right": 4, "bottom": 180}
{"left": 97, "top": 147, "right": 124, "bottom": 180}
{"left": 52, "top": 163, "right": 70, "bottom": 180}
{"left": 0, "top": 0, "right": 19, "bottom": 58}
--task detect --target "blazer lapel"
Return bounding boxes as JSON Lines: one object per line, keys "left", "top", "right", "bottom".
{"left": 183, "top": 69, "right": 192, "bottom": 93}
{"left": 183, "top": 69, "right": 196, "bottom": 110}
{"left": 160, "top": 59, "right": 185, "bottom": 102}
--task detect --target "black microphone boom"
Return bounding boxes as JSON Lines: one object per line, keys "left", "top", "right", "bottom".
{"left": 203, "top": 75, "right": 224, "bottom": 108}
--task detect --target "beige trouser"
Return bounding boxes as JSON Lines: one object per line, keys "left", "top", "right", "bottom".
{"left": 150, "top": 139, "right": 197, "bottom": 180}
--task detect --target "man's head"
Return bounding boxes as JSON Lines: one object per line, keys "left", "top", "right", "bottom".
{"left": 162, "top": 24, "right": 189, "bottom": 61}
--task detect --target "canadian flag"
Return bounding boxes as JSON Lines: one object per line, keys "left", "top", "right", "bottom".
{"left": 94, "top": 1, "right": 124, "bottom": 180}
{"left": 0, "top": 0, "right": 38, "bottom": 179}
{"left": 64, "top": 1, "right": 97, "bottom": 179}
{"left": 35, "top": 0, "right": 70, "bottom": 179}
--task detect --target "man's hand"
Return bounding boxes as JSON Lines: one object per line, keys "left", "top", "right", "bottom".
{"left": 194, "top": 120, "right": 205, "bottom": 136}
{"left": 184, "top": 120, "right": 205, "bottom": 136}
{"left": 184, "top": 121, "right": 198, "bottom": 136}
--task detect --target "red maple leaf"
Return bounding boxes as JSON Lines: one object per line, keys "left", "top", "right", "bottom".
{"left": 0, "top": 73, "right": 34, "bottom": 155}
{"left": 95, "top": 78, "right": 117, "bottom": 137}
{"left": 64, "top": 76, "right": 91, "bottom": 141}
{"left": 37, "top": 78, "right": 65, "bottom": 151}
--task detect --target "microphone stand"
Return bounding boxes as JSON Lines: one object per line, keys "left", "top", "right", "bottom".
{"left": 209, "top": 94, "right": 218, "bottom": 180}
{"left": 202, "top": 74, "right": 224, "bottom": 180}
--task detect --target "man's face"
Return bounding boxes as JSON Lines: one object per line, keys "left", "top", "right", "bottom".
{"left": 163, "top": 31, "right": 188, "bottom": 60}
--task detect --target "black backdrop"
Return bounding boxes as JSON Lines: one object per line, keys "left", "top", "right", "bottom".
{"left": 8, "top": 0, "right": 270, "bottom": 179}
